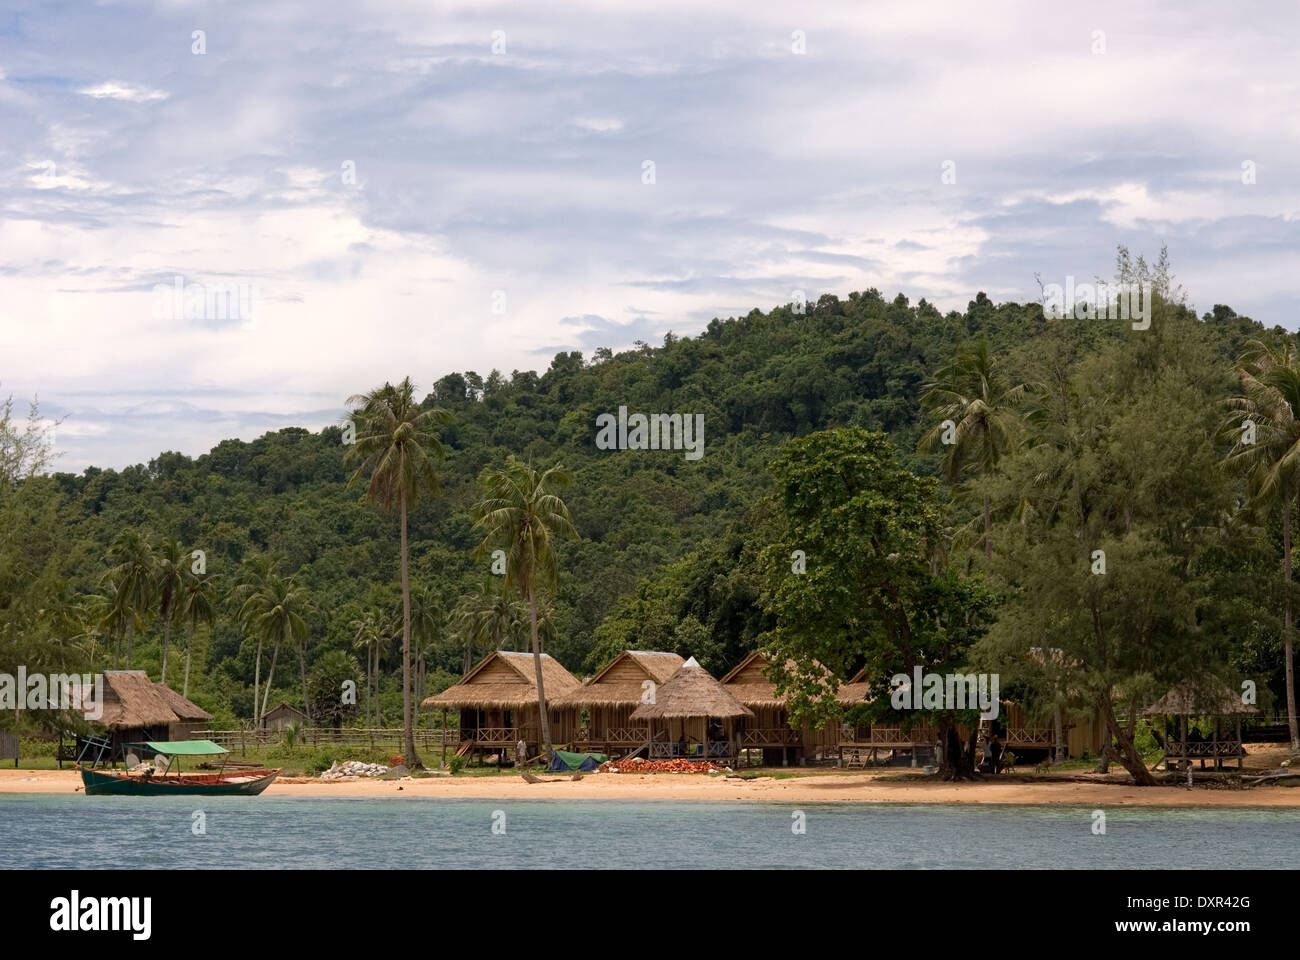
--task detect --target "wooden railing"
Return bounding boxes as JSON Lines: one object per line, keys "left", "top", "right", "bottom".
{"left": 1165, "top": 741, "right": 1245, "bottom": 758}
{"left": 1003, "top": 728, "right": 1055, "bottom": 746}
{"left": 474, "top": 727, "right": 538, "bottom": 744}
{"left": 202, "top": 727, "right": 459, "bottom": 748}
{"left": 740, "top": 728, "right": 802, "bottom": 746}
{"left": 845, "top": 726, "right": 939, "bottom": 746}
{"left": 649, "top": 742, "right": 734, "bottom": 759}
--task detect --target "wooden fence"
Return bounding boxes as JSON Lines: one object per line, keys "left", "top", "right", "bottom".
{"left": 200, "top": 727, "right": 460, "bottom": 749}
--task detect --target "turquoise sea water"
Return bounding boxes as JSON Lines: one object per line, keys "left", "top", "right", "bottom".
{"left": 2, "top": 795, "right": 1297, "bottom": 869}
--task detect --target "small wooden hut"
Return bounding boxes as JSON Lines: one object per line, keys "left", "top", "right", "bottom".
{"left": 421, "top": 650, "right": 580, "bottom": 761}
{"left": 629, "top": 657, "right": 754, "bottom": 762}
{"left": 260, "top": 701, "right": 307, "bottom": 733}
{"left": 1143, "top": 681, "right": 1257, "bottom": 771}
{"left": 556, "top": 650, "right": 684, "bottom": 758}
{"left": 87, "top": 671, "right": 186, "bottom": 764}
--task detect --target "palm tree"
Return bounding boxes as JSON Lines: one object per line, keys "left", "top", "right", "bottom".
{"left": 344, "top": 377, "right": 450, "bottom": 770}
{"left": 350, "top": 611, "right": 389, "bottom": 729}
{"left": 1224, "top": 339, "right": 1300, "bottom": 753}
{"left": 450, "top": 582, "right": 527, "bottom": 673}
{"left": 918, "top": 339, "right": 1028, "bottom": 559}
{"left": 230, "top": 554, "right": 281, "bottom": 728}
{"left": 410, "top": 587, "right": 441, "bottom": 706}
{"left": 70, "top": 593, "right": 110, "bottom": 670}
{"left": 154, "top": 539, "right": 186, "bottom": 684}
{"left": 238, "top": 566, "right": 314, "bottom": 724}
{"left": 178, "top": 566, "right": 219, "bottom": 699}
{"left": 103, "top": 530, "right": 156, "bottom": 668}
{"left": 472, "top": 457, "right": 577, "bottom": 757}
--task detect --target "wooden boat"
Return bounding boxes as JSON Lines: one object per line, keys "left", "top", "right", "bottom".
{"left": 76, "top": 737, "right": 280, "bottom": 796}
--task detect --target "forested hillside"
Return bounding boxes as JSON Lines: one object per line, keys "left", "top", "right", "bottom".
{"left": 1, "top": 254, "right": 1290, "bottom": 741}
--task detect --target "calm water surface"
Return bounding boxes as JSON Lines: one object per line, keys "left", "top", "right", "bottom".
{"left": 3, "top": 795, "right": 1297, "bottom": 869}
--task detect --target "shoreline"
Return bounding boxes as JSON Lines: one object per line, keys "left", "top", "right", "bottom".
{"left": 4, "top": 768, "right": 1299, "bottom": 807}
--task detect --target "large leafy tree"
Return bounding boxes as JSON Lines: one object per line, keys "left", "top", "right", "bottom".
{"left": 345, "top": 377, "right": 450, "bottom": 769}
{"left": 1223, "top": 338, "right": 1300, "bottom": 752}
{"left": 981, "top": 306, "right": 1249, "bottom": 784}
{"left": 472, "top": 457, "right": 577, "bottom": 757}
{"left": 759, "top": 427, "right": 995, "bottom": 780}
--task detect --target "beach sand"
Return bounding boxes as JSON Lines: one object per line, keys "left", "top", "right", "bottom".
{"left": 4, "top": 767, "right": 1299, "bottom": 807}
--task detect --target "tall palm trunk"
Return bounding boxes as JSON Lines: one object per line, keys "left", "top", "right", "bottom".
{"left": 299, "top": 638, "right": 311, "bottom": 724}
{"left": 161, "top": 619, "right": 171, "bottom": 684}
{"left": 1285, "top": 503, "right": 1299, "bottom": 752}
{"left": 400, "top": 494, "right": 422, "bottom": 768}
{"left": 253, "top": 637, "right": 263, "bottom": 728}
{"left": 260, "top": 639, "right": 282, "bottom": 720}
{"left": 983, "top": 493, "right": 992, "bottom": 560}
{"left": 528, "top": 587, "right": 553, "bottom": 756}
{"left": 125, "top": 621, "right": 134, "bottom": 669}
{"left": 183, "top": 621, "right": 194, "bottom": 698}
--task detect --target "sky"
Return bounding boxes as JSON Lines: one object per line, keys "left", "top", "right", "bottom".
{"left": 1, "top": 0, "right": 1297, "bottom": 471}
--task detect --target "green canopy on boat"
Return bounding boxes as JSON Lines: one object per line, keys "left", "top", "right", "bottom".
{"left": 136, "top": 740, "right": 229, "bottom": 756}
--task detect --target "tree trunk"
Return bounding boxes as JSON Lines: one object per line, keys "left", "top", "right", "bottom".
{"left": 1099, "top": 695, "right": 1157, "bottom": 785}
{"left": 260, "top": 639, "right": 281, "bottom": 720}
{"left": 529, "top": 587, "right": 553, "bottom": 757}
{"left": 183, "top": 621, "right": 194, "bottom": 698}
{"left": 253, "top": 637, "right": 263, "bottom": 728}
{"left": 1285, "top": 502, "right": 1299, "bottom": 753}
{"left": 983, "top": 493, "right": 992, "bottom": 560}
{"left": 940, "top": 721, "right": 976, "bottom": 781}
{"left": 161, "top": 618, "right": 171, "bottom": 684}
{"left": 299, "top": 639, "right": 311, "bottom": 724}
{"left": 1053, "top": 705, "right": 1064, "bottom": 763}
{"left": 125, "top": 621, "right": 134, "bottom": 669}
{"left": 400, "top": 494, "right": 422, "bottom": 769}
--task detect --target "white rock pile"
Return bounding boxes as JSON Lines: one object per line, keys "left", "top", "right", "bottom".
{"left": 320, "top": 760, "right": 390, "bottom": 780}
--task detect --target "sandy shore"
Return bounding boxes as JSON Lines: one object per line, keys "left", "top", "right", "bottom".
{"left": 4, "top": 767, "right": 1299, "bottom": 807}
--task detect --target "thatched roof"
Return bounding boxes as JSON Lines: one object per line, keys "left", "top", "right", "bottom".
{"left": 151, "top": 682, "right": 212, "bottom": 721}
{"left": 421, "top": 651, "right": 581, "bottom": 709}
{"left": 629, "top": 657, "right": 754, "bottom": 720}
{"left": 837, "top": 668, "right": 873, "bottom": 705}
{"left": 554, "top": 650, "right": 685, "bottom": 706}
{"left": 1143, "top": 681, "right": 1258, "bottom": 717}
{"left": 97, "top": 671, "right": 180, "bottom": 729}
{"left": 720, "top": 651, "right": 867, "bottom": 709}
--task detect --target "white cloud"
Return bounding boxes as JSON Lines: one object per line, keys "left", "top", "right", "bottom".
{"left": 77, "top": 82, "right": 168, "bottom": 103}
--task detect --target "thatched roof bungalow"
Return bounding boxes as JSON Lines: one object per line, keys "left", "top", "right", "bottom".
{"left": 81, "top": 671, "right": 210, "bottom": 764}
{"left": 630, "top": 657, "right": 753, "bottom": 760}
{"left": 555, "top": 650, "right": 684, "bottom": 756}
{"left": 421, "top": 651, "right": 580, "bottom": 758}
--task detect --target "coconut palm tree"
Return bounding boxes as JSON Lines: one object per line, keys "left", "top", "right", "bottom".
{"left": 179, "top": 566, "right": 219, "bottom": 699}
{"left": 918, "top": 338, "right": 1028, "bottom": 559}
{"left": 344, "top": 377, "right": 450, "bottom": 770}
{"left": 230, "top": 553, "right": 282, "bottom": 728}
{"left": 350, "top": 610, "right": 389, "bottom": 729}
{"left": 103, "top": 530, "right": 156, "bottom": 668}
{"left": 472, "top": 457, "right": 577, "bottom": 757}
{"left": 154, "top": 539, "right": 186, "bottom": 684}
{"left": 450, "top": 583, "right": 527, "bottom": 672}
{"left": 1224, "top": 338, "right": 1300, "bottom": 753}
{"left": 238, "top": 566, "right": 314, "bottom": 724}
{"left": 409, "top": 587, "right": 441, "bottom": 705}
